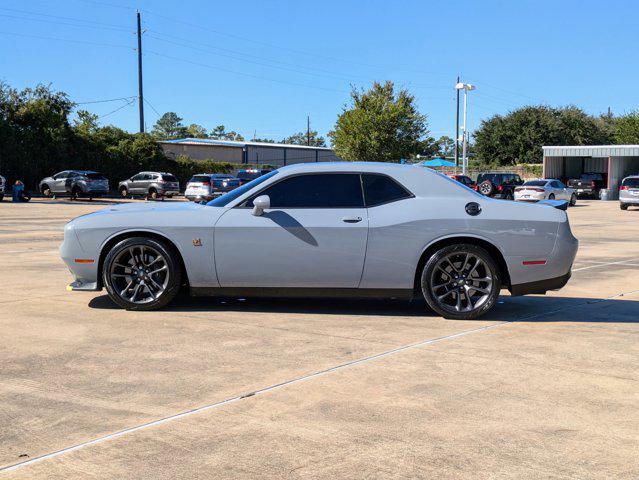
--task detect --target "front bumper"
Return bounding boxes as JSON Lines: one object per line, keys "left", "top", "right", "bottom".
{"left": 60, "top": 221, "right": 101, "bottom": 291}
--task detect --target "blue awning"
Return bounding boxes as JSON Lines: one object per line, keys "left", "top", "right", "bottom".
{"left": 421, "top": 158, "right": 456, "bottom": 167}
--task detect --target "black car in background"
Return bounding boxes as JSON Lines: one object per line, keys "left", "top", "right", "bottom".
{"left": 39, "top": 170, "right": 109, "bottom": 200}
{"left": 236, "top": 169, "right": 273, "bottom": 186}
{"left": 568, "top": 172, "right": 606, "bottom": 198}
{"left": 475, "top": 172, "right": 523, "bottom": 200}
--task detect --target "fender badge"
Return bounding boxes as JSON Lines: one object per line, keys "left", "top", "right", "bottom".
{"left": 192, "top": 238, "right": 202, "bottom": 247}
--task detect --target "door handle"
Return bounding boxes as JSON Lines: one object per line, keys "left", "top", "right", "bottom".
{"left": 341, "top": 216, "right": 362, "bottom": 223}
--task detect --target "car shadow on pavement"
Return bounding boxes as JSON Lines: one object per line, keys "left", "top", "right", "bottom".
{"left": 88, "top": 293, "right": 638, "bottom": 322}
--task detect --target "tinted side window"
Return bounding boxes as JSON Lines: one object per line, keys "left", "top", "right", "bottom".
{"left": 362, "top": 174, "right": 412, "bottom": 207}
{"left": 250, "top": 173, "right": 364, "bottom": 208}
{"left": 54, "top": 172, "right": 68, "bottom": 179}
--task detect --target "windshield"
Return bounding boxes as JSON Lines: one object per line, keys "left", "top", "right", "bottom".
{"left": 524, "top": 180, "right": 547, "bottom": 186}
{"left": 85, "top": 173, "right": 107, "bottom": 180}
{"left": 207, "top": 170, "right": 278, "bottom": 207}
{"left": 622, "top": 178, "right": 639, "bottom": 188}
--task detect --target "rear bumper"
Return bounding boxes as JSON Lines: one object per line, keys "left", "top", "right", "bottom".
{"left": 509, "top": 271, "right": 571, "bottom": 296}
{"left": 620, "top": 196, "right": 639, "bottom": 205}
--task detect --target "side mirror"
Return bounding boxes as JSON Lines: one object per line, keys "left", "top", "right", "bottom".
{"left": 252, "top": 195, "right": 270, "bottom": 216}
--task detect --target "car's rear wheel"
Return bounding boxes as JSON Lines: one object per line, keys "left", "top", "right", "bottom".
{"left": 421, "top": 244, "right": 501, "bottom": 320}
{"left": 548, "top": 193, "right": 555, "bottom": 200}
{"left": 570, "top": 194, "right": 577, "bottom": 206}
{"left": 620, "top": 203, "right": 628, "bottom": 210}
{"left": 103, "top": 237, "right": 182, "bottom": 311}
{"left": 149, "top": 188, "right": 158, "bottom": 200}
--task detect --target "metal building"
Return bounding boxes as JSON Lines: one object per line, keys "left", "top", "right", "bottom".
{"left": 160, "top": 138, "right": 341, "bottom": 168}
{"left": 543, "top": 145, "right": 639, "bottom": 199}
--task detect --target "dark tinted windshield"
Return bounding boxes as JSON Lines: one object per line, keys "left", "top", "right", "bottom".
{"left": 207, "top": 170, "right": 278, "bottom": 207}
{"left": 247, "top": 173, "right": 364, "bottom": 208}
{"left": 162, "top": 174, "right": 178, "bottom": 182}
{"left": 581, "top": 173, "right": 603, "bottom": 180}
{"left": 85, "top": 172, "right": 107, "bottom": 180}
{"left": 189, "top": 175, "right": 211, "bottom": 183}
{"left": 524, "top": 180, "right": 547, "bottom": 187}
{"left": 622, "top": 177, "right": 639, "bottom": 188}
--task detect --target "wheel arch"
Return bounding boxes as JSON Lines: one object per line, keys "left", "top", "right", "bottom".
{"left": 413, "top": 235, "right": 511, "bottom": 294}
{"left": 97, "top": 230, "right": 190, "bottom": 289}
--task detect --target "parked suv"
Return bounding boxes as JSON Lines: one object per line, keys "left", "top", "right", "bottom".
{"left": 184, "top": 174, "right": 240, "bottom": 201}
{"left": 568, "top": 172, "right": 606, "bottom": 198}
{"left": 119, "top": 172, "right": 180, "bottom": 200}
{"left": 40, "top": 170, "right": 109, "bottom": 200}
{"left": 475, "top": 172, "right": 523, "bottom": 199}
{"left": 0, "top": 174, "right": 5, "bottom": 201}
{"left": 237, "top": 169, "right": 273, "bottom": 186}
{"left": 619, "top": 175, "right": 639, "bottom": 210}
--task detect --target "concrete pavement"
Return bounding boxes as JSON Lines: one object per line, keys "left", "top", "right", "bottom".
{"left": 0, "top": 198, "right": 637, "bottom": 479}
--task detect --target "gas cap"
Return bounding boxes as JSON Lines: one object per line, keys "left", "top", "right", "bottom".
{"left": 465, "top": 202, "right": 482, "bottom": 216}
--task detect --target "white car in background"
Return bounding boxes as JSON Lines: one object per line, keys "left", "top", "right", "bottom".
{"left": 515, "top": 179, "right": 577, "bottom": 206}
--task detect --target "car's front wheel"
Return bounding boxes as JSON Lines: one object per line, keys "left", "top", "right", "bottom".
{"left": 421, "top": 244, "right": 501, "bottom": 320}
{"left": 103, "top": 237, "right": 182, "bottom": 310}
{"left": 570, "top": 193, "right": 577, "bottom": 206}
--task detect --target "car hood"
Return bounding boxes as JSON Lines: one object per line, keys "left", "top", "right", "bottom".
{"left": 69, "top": 201, "right": 225, "bottom": 230}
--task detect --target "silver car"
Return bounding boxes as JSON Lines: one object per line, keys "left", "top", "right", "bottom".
{"left": 118, "top": 172, "right": 180, "bottom": 200}
{"left": 619, "top": 175, "right": 639, "bottom": 210}
{"left": 61, "top": 162, "right": 578, "bottom": 320}
{"left": 514, "top": 179, "right": 577, "bottom": 205}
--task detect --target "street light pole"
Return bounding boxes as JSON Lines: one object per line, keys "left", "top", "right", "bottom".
{"left": 455, "top": 82, "right": 476, "bottom": 175}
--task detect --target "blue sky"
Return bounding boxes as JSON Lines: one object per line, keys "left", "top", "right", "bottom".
{"left": 1, "top": 0, "right": 637, "bottom": 144}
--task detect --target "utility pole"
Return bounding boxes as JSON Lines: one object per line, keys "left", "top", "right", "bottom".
{"left": 454, "top": 75, "right": 460, "bottom": 174}
{"left": 136, "top": 10, "right": 145, "bottom": 133}
{"left": 456, "top": 82, "right": 476, "bottom": 175}
{"left": 307, "top": 115, "right": 311, "bottom": 146}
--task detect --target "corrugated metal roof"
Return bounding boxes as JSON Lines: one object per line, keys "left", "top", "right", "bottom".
{"left": 542, "top": 145, "right": 639, "bottom": 157}
{"left": 160, "top": 137, "right": 334, "bottom": 151}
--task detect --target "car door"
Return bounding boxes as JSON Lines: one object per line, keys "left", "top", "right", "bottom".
{"left": 214, "top": 172, "right": 369, "bottom": 288}
{"left": 554, "top": 180, "right": 570, "bottom": 200}
{"left": 51, "top": 172, "right": 68, "bottom": 193}
{"left": 129, "top": 174, "right": 144, "bottom": 194}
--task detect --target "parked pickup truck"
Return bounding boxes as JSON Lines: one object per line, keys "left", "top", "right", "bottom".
{"left": 567, "top": 173, "right": 606, "bottom": 198}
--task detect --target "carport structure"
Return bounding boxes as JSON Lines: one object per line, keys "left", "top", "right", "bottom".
{"left": 543, "top": 145, "right": 639, "bottom": 199}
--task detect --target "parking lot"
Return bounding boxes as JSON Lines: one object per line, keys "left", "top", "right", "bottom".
{"left": 0, "top": 198, "right": 637, "bottom": 479}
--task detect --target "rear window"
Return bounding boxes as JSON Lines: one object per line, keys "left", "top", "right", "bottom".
{"left": 362, "top": 174, "right": 412, "bottom": 207}
{"left": 524, "top": 180, "right": 547, "bottom": 187}
{"left": 189, "top": 175, "right": 211, "bottom": 183}
{"left": 237, "top": 171, "right": 259, "bottom": 181}
{"left": 581, "top": 173, "right": 603, "bottom": 180}
{"left": 477, "top": 173, "right": 500, "bottom": 183}
{"left": 162, "top": 174, "right": 178, "bottom": 182}
{"left": 85, "top": 173, "right": 107, "bottom": 180}
{"left": 622, "top": 178, "right": 639, "bottom": 188}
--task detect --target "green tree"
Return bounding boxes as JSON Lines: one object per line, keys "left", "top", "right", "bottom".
{"left": 435, "top": 135, "right": 455, "bottom": 157}
{"left": 151, "top": 112, "right": 188, "bottom": 140}
{"left": 329, "top": 81, "right": 429, "bottom": 162}
{"left": 209, "top": 124, "right": 245, "bottom": 141}
{"left": 73, "top": 109, "right": 99, "bottom": 135}
{"left": 614, "top": 111, "right": 639, "bottom": 144}
{"left": 474, "top": 105, "right": 613, "bottom": 166}
{"left": 186, "top": 123, "right": 208, "bottom": 138}
{"left": 252, "top": 137, "right": 276, "bottom": 143}
{"left": 281, "top": 130, "right": 326, "bottom": 147}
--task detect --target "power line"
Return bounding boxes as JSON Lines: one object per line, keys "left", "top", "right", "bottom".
{"left": 143, "top": 98, "right": 161, "bottom": 118}
{"left": 0, "top": 30, "right": 132, "bottom": 49}
{"left": 0, "top": 7, "right": 131, "bottom": 31}
{"left": 76, "top": 96, "right": 136, "bottom": 105}
{"left": 97, "top": 98, "right": 136, "bottom": 118}
{"left": 144, "top": 49, "right": 348, "bottom": 94}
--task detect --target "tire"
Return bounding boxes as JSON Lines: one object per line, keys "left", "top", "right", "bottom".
{"left": 620, "top": 203, "right": 628, "bottom": 210}
{"left": 478, "top": 180, "right": 494, "bottom": 196}
{"left": 41, "top": 184, "right": 52, "bottom": 197}
{"left": 120, "top": 187, "right": 129, "bottom": 198}
{"left": 102, "top": 236, "right": 182, "bottom": 311}
{"left": 421, "top": 244, "right": 501, "bottom": 320}
{"left": 570, "top": 194, "right": 577, "bottom": 206}
{"left": 149, "top": 189, "right": 158, "bottom": 200}
{"left": 548, "top": 193, "right": 555, "bottom": 200}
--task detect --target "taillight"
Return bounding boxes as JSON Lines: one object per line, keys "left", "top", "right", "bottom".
{"left": 591, "top": 181, "right": 595, "bottom": 187}
{"left": 497, "top": 185, "right": 503, "bottom": 191}
{"left": 473, "top": 185, "right": 478, "bottom": 191}
{"left": 620, "top": 185, "right": 629, "bottom": 191}
{"left": 531, "top": 187, "right": 545, "bottom": 192}
{"left": 202, "top": 181, "right": 211, "bottom": 186}
{"left": 515, "top": 187, "right": 523, "bottom": 192}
